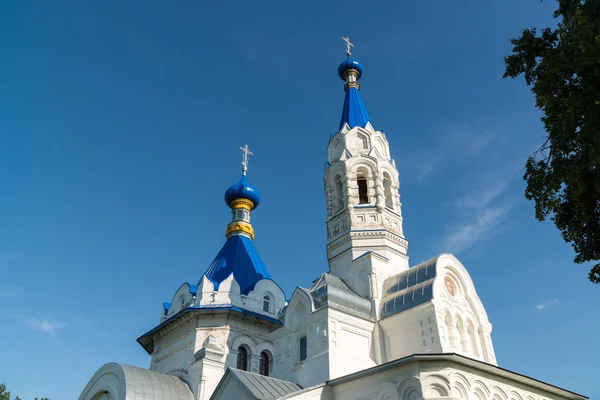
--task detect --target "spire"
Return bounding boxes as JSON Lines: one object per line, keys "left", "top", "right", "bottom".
{"left": 337, "top": 37, "right": 371, "bottom": 132}
{"left": 200, "top": 145, "right": 271, "bottom": 295}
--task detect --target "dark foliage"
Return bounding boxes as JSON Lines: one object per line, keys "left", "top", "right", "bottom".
{"left": 504, "top": 0, "right": 600, "bottom": 283}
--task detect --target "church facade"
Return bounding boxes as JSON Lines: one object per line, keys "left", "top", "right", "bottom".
{"left": 79, "top": 45, "right": 587, "bottom": 400}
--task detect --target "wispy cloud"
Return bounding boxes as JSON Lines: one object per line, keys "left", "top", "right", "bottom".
{"left": 15, "top": 315, "right": 66, "bottom": 334}
{"left": 439, "top": 168, "right": 517, "bottom": 253}
{"left": 440, "top": 203, "right": 513, "bottom": 253}
{"left": 535, "top": 298, "right": 560, "bottom": 310}
{"left": 450, "top": 180, "right": 511, "bottom": 209}
{"left": 429, "top": 121, "right": 526, "bottom": 254}
{"left": 403, "top": 126, "right": 498, "bottom": 182}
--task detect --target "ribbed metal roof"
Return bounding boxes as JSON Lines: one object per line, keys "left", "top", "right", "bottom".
{"left": 310, "top": 273, "right": 372, "bottom": 317}
{"left": 202, "top": 235, "right": 271, "bottom": 295}
{"left": 339, "top": 86, "right": 371, "bottom": 131}
{"left": 380, "top": 256, "right": 439, "bottom": 318}
{"left": 79, "top": 363, "right": 194, "bottom": 400}
{"left": 227, "top": 368, "right": 301, "bottom": 399}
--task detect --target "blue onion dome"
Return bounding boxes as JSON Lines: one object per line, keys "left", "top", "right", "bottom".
{"left": 224, "top": 175, "right": 261, "bottom": 209}
{"left": 338, "top": 58, "right": 364, "bottom": 81}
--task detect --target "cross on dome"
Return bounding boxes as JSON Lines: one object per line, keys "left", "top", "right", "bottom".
{"left": 342, "top": 36, "right": 354, "bottom": 57}
{"left": 240, "top": 144, "right": 253, "bottom": 175}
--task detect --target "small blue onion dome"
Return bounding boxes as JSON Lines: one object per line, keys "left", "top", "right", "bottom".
{"left": 338, "top": 58, "right": 364, "bottom": 81}
{"left": 224, "top": 175, "right": 261, "bottom": 209}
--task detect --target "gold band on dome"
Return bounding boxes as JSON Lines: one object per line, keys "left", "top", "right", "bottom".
{"left": 342, "top": 69, "right": 360, "bottom": 79}
{"left": 226, "top": 222, "right": 255, "bottom": 239}
{"left": 230, "top": 198, "right": 254, "bottom": 210}
{"left": 344, "top": 82, "right": 360, "bottom": 91}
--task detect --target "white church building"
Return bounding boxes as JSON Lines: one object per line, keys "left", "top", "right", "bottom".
{"left": 79, "top": 42, "right": 587, "bottom": 400}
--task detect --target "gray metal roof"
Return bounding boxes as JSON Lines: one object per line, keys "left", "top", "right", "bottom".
{"left": 380, "top": 256, "right": 439, "bottom": 318}
{"left": 310, "top": 273, "right": 372, "bottom": 318}
{"left": 228, "top": 368, "right": 302, "bottom": 399}
{"left": 79, "top": 363, "right": 195, "bottom": 400}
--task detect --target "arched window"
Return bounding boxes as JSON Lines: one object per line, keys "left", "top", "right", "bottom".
{"left": 259, "top": 351, "right": 270, "bottom": 376}
{"left": 333, "top": 175, "right": 344, "bottom": 212}
{"left": 383, "top": 172, "right": 393, "bottom": 209}
{"left": 236, "top": 346, "right": 248, "bottom": 371}
{"left": 356, "top": 167, "right": 369, "bottom": 204}
{"left": 262, "top": 295, "right": 271, "bottom": 313}
{"left": 299, "top": 336, "right": 307, "bottom": 361}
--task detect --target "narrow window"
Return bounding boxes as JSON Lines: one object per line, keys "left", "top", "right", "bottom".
{"left": 262, "top": 295, "right": 271, "bottom": 313}
{"left": 259, "top": 351, "right": 270, "bottom": 376}
{"left": 356, "top": 167, "right": 370, "bottom": 205}
{"left": 299, "top": 336, "right": 307, "bottom": 361}
{"left": 237, "top": 346, "right": 248, "bottom": 371}
{"left": 383, "top": 172, "right": 393, "bottom": 209}
{"left": 333, "top": 176, "right": 344, "bottom": 212}
{"left": 357, "top": 177, "right": 368, "bottom": 204}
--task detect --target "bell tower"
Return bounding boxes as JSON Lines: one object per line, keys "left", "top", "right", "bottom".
{"left": 325, "top": 38, "right": 409, "bottom": 303}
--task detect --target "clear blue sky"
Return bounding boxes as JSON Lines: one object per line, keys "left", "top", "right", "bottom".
{"left": 1, "top": 1, "right": 598, "bottom": 398}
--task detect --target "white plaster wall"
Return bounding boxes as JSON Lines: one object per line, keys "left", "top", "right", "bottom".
{"left": 149, "top": 311, "right": 276, "bottom": 400}
{"left": 380, "top": 304, "right": 441, "bottom": 362}
{"left": 284, "top": 360, "right": 583, "bottom": 400}
{"left": 328, "top": 242, "right": 408, "bottom": 301}
{"left": 151, "top": 318, "right": 197, "bottom": 375}
{"left": 327, "top": 308, "right": 376, "bottom": 380}
{"left": 272, "top": 289, "right": 378, "bottom": 389}
{"left": 272, "top": 297, "right": 331, "bottom": 388}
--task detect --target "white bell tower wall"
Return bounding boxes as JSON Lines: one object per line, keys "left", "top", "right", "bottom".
{"left": 324, "top": 123, "right": 409, "bottom": 300}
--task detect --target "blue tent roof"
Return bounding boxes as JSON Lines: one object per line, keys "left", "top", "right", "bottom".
{"left": 202, "top": 235, "right": 271, "bottom": 295}
{"left": 339, "top": 86, "right": 371, "bottom": 131}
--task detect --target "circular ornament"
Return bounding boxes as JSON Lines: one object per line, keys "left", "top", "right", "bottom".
{"left": 444, "top": 276, "right": 457, "bottom": 297}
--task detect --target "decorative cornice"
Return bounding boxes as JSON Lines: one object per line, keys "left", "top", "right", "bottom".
{"left": 230, "top": 198, "right": 254, "bottom": 210}
{"left": 226, "top": 221, "right": 255, "bottom": 239}
{"left": 327, "top": 229, "right": 409, "bottom": 251}
{"left": 344, "top": 81, "right": 360, "bottom": 91}
{"left": 137, "top": 306, "right": 282, "bottom": 355}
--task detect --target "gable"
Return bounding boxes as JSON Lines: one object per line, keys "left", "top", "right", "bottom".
{"left": 212, "top": 375, "right": 258, "bottom": 400}
{"left": 211, "top": 369, "right": 302, "bottom": 400}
